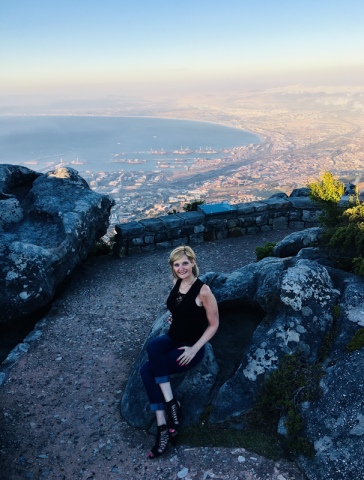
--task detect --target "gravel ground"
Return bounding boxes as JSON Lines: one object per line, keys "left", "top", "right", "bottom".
{"left": 0, "top": 229, "right": 307, "bottom": 480}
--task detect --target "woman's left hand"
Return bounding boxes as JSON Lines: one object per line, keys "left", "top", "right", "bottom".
{"left": 176, "top": 346, "right": 198, "bottom": 366}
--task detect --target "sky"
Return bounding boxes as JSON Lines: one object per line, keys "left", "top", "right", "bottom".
{"left": 1, "top": 0, "right": 364, "bottom": 97}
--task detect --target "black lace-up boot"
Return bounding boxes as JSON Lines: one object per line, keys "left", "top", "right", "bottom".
{"left": 165, "top": 398, "right": 182, "bottom": 445}
{"left": 148, "top": 424, "right": 169, "bottom": 458}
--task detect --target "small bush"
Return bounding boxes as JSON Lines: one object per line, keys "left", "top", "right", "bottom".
{"left": 346, "top": 329, "right": 364, "bottom": 353}
{"left": 183, "top": 200, "right": 205, "bottom": 212}
{"left": 307, "top": 171, "right": 346, "bottom": 229}
{"left": 328, "top": 204, "right": 364, "bottom": 258}
{"left": 255, "top": 242, "right": 277, "bottom": 261}
{"left": 89, "top": 238, "right": 114, "bottom": 257}
{"left": 353, "top": 257, "right": 364, "bottom": 277}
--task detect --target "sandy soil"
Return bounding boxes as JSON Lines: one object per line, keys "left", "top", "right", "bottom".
{"left": 0, "top": 229, "right": 307, "bottom": 480}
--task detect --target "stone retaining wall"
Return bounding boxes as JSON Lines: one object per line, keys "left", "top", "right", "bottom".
{"left": 113, "top": 195, "right": 321, "bottom": 257}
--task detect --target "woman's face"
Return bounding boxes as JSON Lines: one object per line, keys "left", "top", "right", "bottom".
{"left": 173, "top": 254, "right": 195, "bottom": 280}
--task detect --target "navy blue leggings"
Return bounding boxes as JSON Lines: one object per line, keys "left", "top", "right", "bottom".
{"left": 140, "top": 334, "right": 205, "bottom": 411}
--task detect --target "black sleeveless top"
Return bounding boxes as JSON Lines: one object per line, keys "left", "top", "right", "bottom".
{"left": 166, "top": 278, "right": 208, "bottom": 345}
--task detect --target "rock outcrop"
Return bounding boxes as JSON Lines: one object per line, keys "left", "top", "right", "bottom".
{"left": 120, "top": 309, "right": 219, "bottom": 431}
{"left": 273, "top": 227, "right": 323, "bottom": 258}
{"left": 296, "top": 349, "right": 364, "bottom": 480}
{"left": 0, "top": 165, "right": 114, "bottom": 323}
{"left": 209, "top": 258, "right": 339, "bottom": 423}
{"left": 122, "top": 256, "right": 339, "bottom": 426}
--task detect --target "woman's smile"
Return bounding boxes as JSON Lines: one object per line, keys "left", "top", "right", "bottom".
{"left": 173, "top": 255, "right": 195, "bottom": 280}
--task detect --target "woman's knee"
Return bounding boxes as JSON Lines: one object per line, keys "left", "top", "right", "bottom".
{"left": 146, "top": 336, "right": 168, "bottom": 356}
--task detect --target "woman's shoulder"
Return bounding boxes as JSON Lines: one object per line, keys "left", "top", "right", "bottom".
{"left": 197, "top": 281, "right": 212, "bottom": 297}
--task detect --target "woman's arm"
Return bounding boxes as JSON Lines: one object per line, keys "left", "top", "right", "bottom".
{"left": 177, "top": 285, "right": 219, "bottom": 365}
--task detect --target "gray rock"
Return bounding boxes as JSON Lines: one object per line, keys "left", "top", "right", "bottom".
{"left": 288, "top": 197, "right": 316, "bottom": 210}
{"left": 176, "top": 211, "right": 205, "bottom": 225}
{"left": 273, "top": 217, "right": 288, "bottom": 230}
{"left": 297, "top": 349, "right": 364, "bottom": 480}
{"left": 296, "top": 248, "right": 333, "bottom": 268}
{"left": 233, "top": 203, "right": 255, "bottom": 215}
{"left": 0, "top": 165, "right": 113, "bottom": 324}
{"left": 210, "top": 259, "right": 339, "bottom": 423}
{"left": 23, "top": 330, "right": 43, "bottom": 342}
{"left": 249, "top": 202, "right": 269, "bottom": 212}
{"left": 159, "top": 215, "right": 184, "bottom": 229}
{"left": 302, "top": 210, "right": 320, "bottom": 222}
{"left": 115, "top": 221, "right": 145, "bottom": 238}
{"left": 261, "top": 198, "right": 290, "bottom": 210}
{"left": 194, "top": 224, "right": 205, "bottom": 233}
{"left": 144, "top": 235, "right": 154, "bottom": 244}
{"left": 273, "top": 227, "right": 323, "bottom": 258}
{"left": 189, "top": 233, "right": 204, "bottom": 244}
{"left": 138, "top": 217, "right": 164, "bottom": 232}
{"left": 290, "top": 188, "right": 310, "bottom": 197}
{"left": 344, "top": 183, "right": 357, "bottom": 196}
{"left": 0, "top": 197, "right": 23, "bottom": 231}
{"left": 2, "top": 343, "right": 30, "bottom": 368}
{"left": 268, "top": 192, "right": 288, "bottom": 199}
{"left": 327, "top": 273, "right": 364, "bottom": 362}
{"left": 0, "top": 372, "right": 5, "bottom": 386}
{"left": 120, "top": 310, "right": 219, "bottom": 430}
{"left": 278, "top": 415, "right": 288, "bottom": 436}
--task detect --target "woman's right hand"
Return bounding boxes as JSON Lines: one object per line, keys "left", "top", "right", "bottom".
{"left": 167, "top": 314, "right": 173, "bottom": 325}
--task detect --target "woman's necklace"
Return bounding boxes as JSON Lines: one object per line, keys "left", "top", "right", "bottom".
{"left": 179, "top": 277, "right": 196, "bottom": 294}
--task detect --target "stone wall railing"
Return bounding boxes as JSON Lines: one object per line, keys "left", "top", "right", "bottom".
{"left": 113, "top": 195, "right": 321, "bottom": 257}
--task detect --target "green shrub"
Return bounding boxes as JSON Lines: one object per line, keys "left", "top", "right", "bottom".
{"left": 346, "top": 329, "right": 364, "bottom": 353}
{"left": 328, "top": 205, "right": 364, "bottom": 259}
{"left": 255, "top": 242, "right": 277, "bottom": 261}
{"left": 353, "top": 257, "right": 364, "bottom": 277}
{"left": 307, "top": 171, "right": 346, "bottom": 229}
{"left": 183, "top": 200, "right": 205, "bottom": 212}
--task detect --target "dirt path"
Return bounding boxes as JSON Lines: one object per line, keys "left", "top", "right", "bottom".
{"left": 0, "top": 229, "right": 307, "bottom": 480}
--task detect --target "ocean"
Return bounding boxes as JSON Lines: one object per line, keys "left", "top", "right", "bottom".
{"left": 0, "top": 116, "right": 261, "bottom": 173}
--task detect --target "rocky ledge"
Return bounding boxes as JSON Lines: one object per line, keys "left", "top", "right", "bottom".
{"left": 0, "top": 165, "right": 114, "bottom": 324}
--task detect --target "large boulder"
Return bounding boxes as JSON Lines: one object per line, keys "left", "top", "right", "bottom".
{"left": 120, "top": 309, "right": 219, "bottom": 431}
{"left": 296, "top": 349, "right": 364, "bottom": 480}
{"left": 210, "top": 259, "right": 339, "bottom": 423}
{"left": 0, "top": 165, "right": 114, "bottom": 323}
{"left": 122, "top": 256, "right": 340, "bottom": 428}
{"left": 273, "top": 227, "right": 323, "bottom": 258}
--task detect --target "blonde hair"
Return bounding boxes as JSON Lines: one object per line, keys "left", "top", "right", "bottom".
{"left": 169, "top": 245, "right": 199, "bottom": 279}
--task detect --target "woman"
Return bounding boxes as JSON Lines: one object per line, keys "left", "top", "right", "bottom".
{"left": 140, "top": 245, "right": 219, "bottom": 458}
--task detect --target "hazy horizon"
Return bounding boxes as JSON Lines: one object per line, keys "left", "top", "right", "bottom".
{"left": 1, "top": 0, "right": 363, "bottom": 103}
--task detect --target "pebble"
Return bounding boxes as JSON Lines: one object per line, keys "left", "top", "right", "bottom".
{"left": 177, "top": 467, "right": 189, "bottom": 478}
{"left": 238, "top": 456, "right": 246, "bottom": 463}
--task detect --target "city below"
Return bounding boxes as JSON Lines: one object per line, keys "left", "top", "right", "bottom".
{"left": 12, "top": 89, "right": 364, "bottom": 240}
